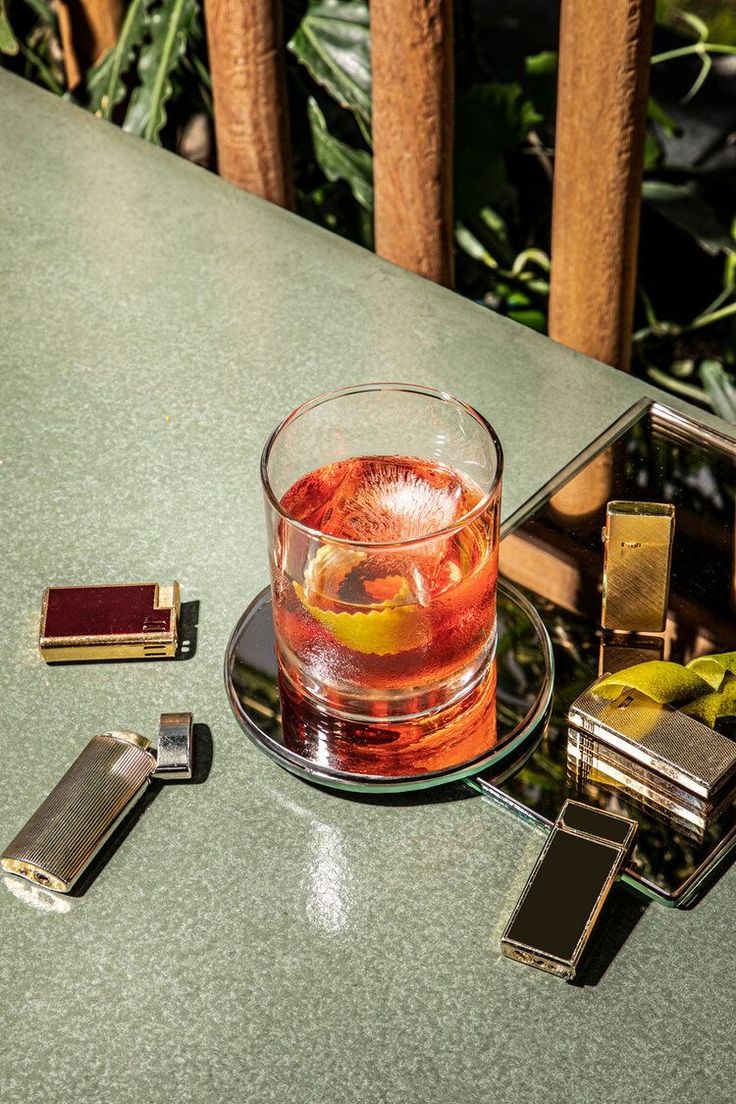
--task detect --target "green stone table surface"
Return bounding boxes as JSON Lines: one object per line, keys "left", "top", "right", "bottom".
{"left": 1, "top": 71, "right": 734, "bottom": 1104}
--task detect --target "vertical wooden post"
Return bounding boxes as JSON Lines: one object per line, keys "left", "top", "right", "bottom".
{"left": 204, "top": 0, "right": 294, "bottom": 209}
{"left": 548, "top": 0, "right": 655, "bottom": 370}
{"left": 371, "top": 0, "right": 454, "bottom": 287}
{"left": 56, "top": 0, "right": 124, "bottom": 90}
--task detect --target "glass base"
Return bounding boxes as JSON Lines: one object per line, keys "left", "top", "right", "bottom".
{"left": 224, "top": 580, "right": 554, "bottom": 793}
{"left": 275, "top": 628, "right": 498, "bottom": 725}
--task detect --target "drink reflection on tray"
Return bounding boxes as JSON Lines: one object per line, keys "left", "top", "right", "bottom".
{"left": 477, "top": 400, "right": 736, "bottom": 904}
{"left": 279, "top": 660, "right": 499, "bottom": 776}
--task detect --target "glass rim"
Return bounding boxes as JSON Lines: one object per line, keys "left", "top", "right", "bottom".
{"left": 260, "top": 382, "right": 504, "bottom": 550}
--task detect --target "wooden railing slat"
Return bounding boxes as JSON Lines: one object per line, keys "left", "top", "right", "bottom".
{"left": 371, "top": 0, "right": 454, "bottom": 287}
{"left": 56, "top": 0, "right": 124, "bottom": 90}
{"left": 548, "top": 0, "right": 656, "bottom": 370}
{"left": 204, "top": 0, "right": 294, "bottom": 209}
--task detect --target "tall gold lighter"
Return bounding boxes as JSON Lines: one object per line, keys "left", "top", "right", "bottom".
{"left": 601, "top": 502, "right": 675, "bottom": 632}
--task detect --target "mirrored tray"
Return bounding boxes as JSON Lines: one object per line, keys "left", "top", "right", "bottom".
{"left": 224, "top": 580, "right": 554, "bottom": 793}
{"left": 472, "top": 400, "right": 736, "bottom": 907}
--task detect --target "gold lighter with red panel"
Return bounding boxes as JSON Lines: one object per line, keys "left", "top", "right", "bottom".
{"left": 39, "top": 581, "right": 180, "bottom": 662}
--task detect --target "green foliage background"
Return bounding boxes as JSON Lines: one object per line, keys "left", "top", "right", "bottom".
{"left": 1, "top": 0, "right": 735, "bottom": 418}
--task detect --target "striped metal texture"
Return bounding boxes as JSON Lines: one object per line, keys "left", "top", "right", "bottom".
{"left": 2, "top": 733, "right": 156, "bottom": 890}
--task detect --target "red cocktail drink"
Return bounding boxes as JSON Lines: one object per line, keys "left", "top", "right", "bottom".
{"left": 262, "top": 387, "right": 503, "bottom": 725}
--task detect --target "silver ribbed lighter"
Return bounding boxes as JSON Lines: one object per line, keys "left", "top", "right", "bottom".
{"left": 1, "top": 732, "right": 157, "bottom": 892}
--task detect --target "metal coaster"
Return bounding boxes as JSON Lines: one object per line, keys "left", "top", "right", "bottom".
{"left": 224, "top": 580, "right": 554, "bottom": 793}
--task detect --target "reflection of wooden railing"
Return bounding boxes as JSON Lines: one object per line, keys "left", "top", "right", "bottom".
{"left": 199, "top": 0, "right": 654, "bottom": 366}
{"left": 501, "top": 531, "right": 587, "bottom": 616}
{"left": 501, "top": 525, "right": 733, "bottom": 662}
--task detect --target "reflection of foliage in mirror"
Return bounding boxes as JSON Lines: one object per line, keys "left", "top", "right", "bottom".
{"left": 1, "top": 1, "right": 734, "bottom": 413}
{"left": 496, "top": 592, "right": 550, "bottom": 731}
{"left": 626, "top": 420, "right": 736, "bottom": 520}
{"left": 232, "top": 660, "right": 282, "bottom": 740}
{"left": 501, "top": 592, "right": 598, "bottom": 816}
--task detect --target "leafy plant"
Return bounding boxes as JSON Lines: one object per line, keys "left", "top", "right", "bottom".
{"left": 1, "top": 0, "right": 735, "bottom": 417}
{"left": 651, "top": 9, "right": 736, "bottom": 101}
{"left": 0, "top": 0, "right": 18, "bottom": 55}
{"left": 1, "top": 0, "right": 208, "bottom": 145}
{"left": 122, "top": 0, "right": 198, "bottom": 142}
{"left": 86, "top": 0, "right": 150, "bottom": 119}
{"left": 307, "top": 96, "right": 373, "bottom": 210}
{"left": 289, "top": 0, "right": 371, "bottom": 121}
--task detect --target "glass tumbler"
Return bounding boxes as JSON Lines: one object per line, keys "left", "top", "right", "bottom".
{"left": 261, "top": 383, "right": 503, "bottom": 723}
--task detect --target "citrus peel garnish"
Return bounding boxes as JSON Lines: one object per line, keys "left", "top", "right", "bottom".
{"left": 687, "top": 652, "right": 736, "bottom": 691}
{"left": 594, "top": 655, "right": 736, "bottom": 728}
{"left": 680, "top": 678, "right": 736, "bottom": 726}
{"left": 293, "top": 581, "right": 427, "bottom": 656}
{"left": 594, "top": 661, "right": 713, "bottom": 705}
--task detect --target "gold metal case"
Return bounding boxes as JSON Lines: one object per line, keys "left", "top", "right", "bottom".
{"left": 501, "top": 800, "right": 637, "bottom": 979}
{"left": 568, "top": 679, "right": 736, "bottom": 800}
{"left": 39, "top": 581, "right": 180, "bottom": 662}
{"left": 2, "top": 713, "right": 196, "bottom": 894}
{"left": 601, "top": 501, "right": 675, "bottom": 632}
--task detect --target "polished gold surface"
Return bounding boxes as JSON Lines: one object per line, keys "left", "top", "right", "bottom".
{"left": 501, "top": 945, "right": 572, "bottom": 978}
{"left": 567, "top": 729, "right": 736, "bottom": 843}
{"left": 598, "top": 632, "right": 664, "bottom": 675}
{"left": 1, "top": 859, "right": 67, "bottom": 892}
{"left": 601, "top": 502, "right": 675, "bottom": 632}
{"left": 156, "top": 582, "right": 180, "bottom": 613}
{"left": 39, "top": 641, "right": 174, "bottom": 661}
{"left": 500, "top": 800, "right": 637, "bottom": 980}
{"left": 103, "top": 730, "right": 152, "bottom": 750}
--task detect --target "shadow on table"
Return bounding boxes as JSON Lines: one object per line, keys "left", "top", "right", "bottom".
{"left": 573, "top": 889, "right": 650, "bottom": 987}
{"left": 176, "top": 599, "right": 199, "bottom": 660}
{"left": 574, "top": 818, "right": 736, "bottom": 979}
